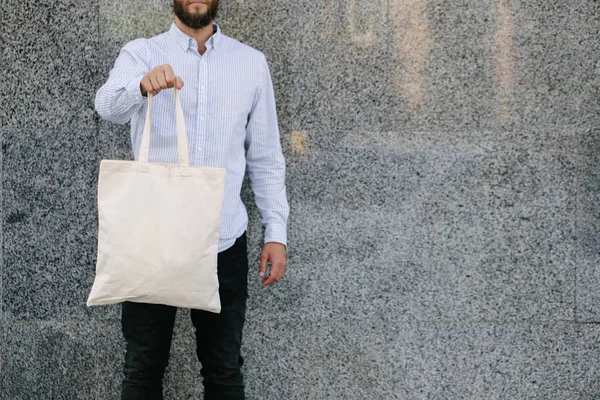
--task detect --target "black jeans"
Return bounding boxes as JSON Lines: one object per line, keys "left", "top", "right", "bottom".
{"left": 121, "top": 233, "right": 249, "bottom": 400}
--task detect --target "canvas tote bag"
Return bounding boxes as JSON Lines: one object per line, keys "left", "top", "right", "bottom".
{"left": 87, "top": 88, "right": 225, "bottom": 312}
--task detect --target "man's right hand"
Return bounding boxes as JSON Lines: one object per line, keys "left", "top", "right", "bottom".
{"left": 140, "top": 64, "right": 184, "bottom": 96}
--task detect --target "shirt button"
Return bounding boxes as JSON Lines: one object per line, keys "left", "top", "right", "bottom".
{"left": 197, "top": 147, "right": 203, "bottom": 153}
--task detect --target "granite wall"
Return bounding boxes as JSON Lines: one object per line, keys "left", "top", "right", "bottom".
{"left": 1, "top": 0, "right": 599, "bottom": 399}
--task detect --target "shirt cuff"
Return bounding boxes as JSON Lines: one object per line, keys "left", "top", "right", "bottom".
{"left": 264, "top": 224, "right": 287, "bottom": 248}
{"left": 126, "top": 75, "right": 145, "bottom": 105}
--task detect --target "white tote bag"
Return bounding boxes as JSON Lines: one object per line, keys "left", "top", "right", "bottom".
{"left": 87, "top": 88, "right": 225, "bottom": 312}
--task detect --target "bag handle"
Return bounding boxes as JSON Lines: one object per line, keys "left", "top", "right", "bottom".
{"left": 139, "top": 88, "right": 190, "bottom": 167}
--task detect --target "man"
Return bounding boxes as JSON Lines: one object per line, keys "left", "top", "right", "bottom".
{"left": 95, "top": 0, "right": 289, "bottom": 398}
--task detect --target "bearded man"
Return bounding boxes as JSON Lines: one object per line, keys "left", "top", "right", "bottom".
{"left": 95, "top": 1, "right": 289, "bottom": 398}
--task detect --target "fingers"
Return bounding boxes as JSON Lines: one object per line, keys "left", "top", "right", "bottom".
{"left": 262, "top": 260, "right": 286, "bottom": 287}
{"left": 163, "top": 67, "right": 175, "bottom": 88}
{"left": 140, "top": 65, "right": 184, "bottom": 96}
{"left": 260, "top": 243, "right": 287, "bottom": 287}
{"left": 156, "top": 70, "right": 168, "bottom": 89}
{"left": 259, "top": 250, "right": 268, "bottom": 280}
{"left": 175, "top": 76, "right": 184, "bottom": 90}
{"left": 140, "top": 76, "right": 153, "bottom": 96}
{"left": 261, "top": 248, "right": 287, "bottom": 287}
{"left": 150, "top": 74, "right": 161, "bottom": 95}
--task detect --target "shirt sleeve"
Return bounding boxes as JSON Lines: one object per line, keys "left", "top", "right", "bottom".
{"left": 95, "top": 38, "right": 149, "bottom": 124}
{"left": 245, "top": 55, "right": 290, "bottom": 247}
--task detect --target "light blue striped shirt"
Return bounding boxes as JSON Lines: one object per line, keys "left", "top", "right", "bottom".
{"left": 95, "top": 22, "right": 289, "bottom": 252}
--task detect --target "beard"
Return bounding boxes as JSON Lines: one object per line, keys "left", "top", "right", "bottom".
{"left": 173, "top": 0, "right": 219, "bottom": 29}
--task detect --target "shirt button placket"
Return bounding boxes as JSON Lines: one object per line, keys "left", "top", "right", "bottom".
{"left": 199, "top": 56, "right": 208, "bottom": 162}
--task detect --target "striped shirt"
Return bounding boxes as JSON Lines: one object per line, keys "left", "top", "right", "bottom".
{"left": 95, "top": 22, "right": 289, "bottom": 252}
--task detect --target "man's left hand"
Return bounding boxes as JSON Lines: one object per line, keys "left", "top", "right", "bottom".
{"left": 259, "top": 242, "right": 287, "bottom": 287}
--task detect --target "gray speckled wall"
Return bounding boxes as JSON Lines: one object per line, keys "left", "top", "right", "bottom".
{"left": 1, "top": 0, "right": 599, "bottom": 398}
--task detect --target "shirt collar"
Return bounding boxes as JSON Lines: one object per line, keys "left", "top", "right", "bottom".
{"left": 169, "top": 22, "right": 222, "bottom": 52}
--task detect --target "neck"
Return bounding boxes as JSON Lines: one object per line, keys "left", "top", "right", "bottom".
{"left": 175, "top": 17, "right": 215, "bottom": 54}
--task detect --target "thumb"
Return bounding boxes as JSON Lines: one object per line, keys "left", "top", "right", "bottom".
{"left": 259, "top": 250, "right": 269, "bottom": 279}
{"left": 175, "top": 77, "right": 184, "bottom": 90}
